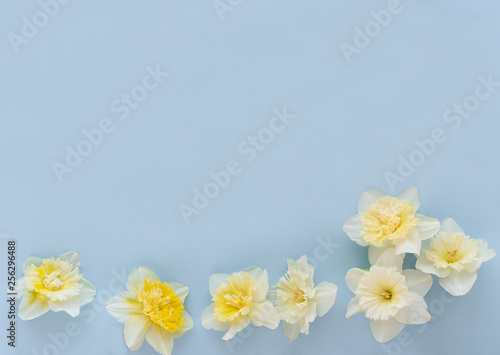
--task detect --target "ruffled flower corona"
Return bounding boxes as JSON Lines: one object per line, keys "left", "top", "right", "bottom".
{"left": 343, "top": 187, "right": 441, "bottom": 255}
{"left": 16, "top": 251, "right": 96, "bottom": 320}
{"left": 268, "top": 256, "right": 338, "bottom": 341}
{"left": 416, "top": 218, "right": 496, "bottom": 296}
{"left": 106, "top": 267, "right": 193, "bottom": 355}
{"left": 345, "top": 248, "right": 432, "bottom": 343}
{"left": 201, "top": 267, "right": 280, "bottom": 340}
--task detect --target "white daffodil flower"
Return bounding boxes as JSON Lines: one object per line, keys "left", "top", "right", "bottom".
{"left": 16, "top": 251, "right": 96, "bottom": 320}
{"left": 106, "top": 267, "right": 193, "bottom": 355}
{"left": 345, "top": 248, "right": 432, "bottom": 343}
{"left": 268, "top": 255, "right": 338, "bottom": 341}
{"left": 343, "top": 187, "right": 441, "bottom": 255}
{"left": 416, "top": 218, "right": 496, "bottom": 296}
{"left": 201, "top": 267, "right": 280, "bottom": 340}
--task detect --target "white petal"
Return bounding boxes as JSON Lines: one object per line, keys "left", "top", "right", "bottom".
{"left": 477, "top": 239, "right": 496, "bottom": 263}
{"left": 59, "top": 251, "right": 81, "bottom": 269}
{"left": 145, "top": 324, "right": 174, "bottom": 355}
{"left": 170, "top": 282, "right": 189, "bottom": 302}
{"left": 415, "top": 255, "right": 450, "bottom": 278}
{"left": 243, "top": 267, "right": 265, "bottom": 283}
{"left": 127, "top": 267, "right": 160, "bottom": 292}
{"left": 172, "top": 311, "right": 194, "bottom": 338}
{"left": 124, "top": 314, "right": 151, "bottom": 351}
{"left": 22, "top": 257, "right": 43, "bottom": 273}
{"left": 106, "top": 291, "right": 143, "bottom": 323}
{"left": 357, "top": 188, "right": 387, "bottom": 213}
{"left": 343, "top": 215, "right": 369, "bottom": 246}
{"left": 14, "top": 278, "right": 26, "bottom": 298}
{"left": 403, "top": 270, "right": 433, "bottom": 297}
{"left": 267, "top": 283, "right": 277, "bottom": 304}
{"left": 440, "top": 218, "right": 464, "bottom": 234}
{"left": 294, "top": 255, "right": 315, "bottom": 280}
{"left": 208, "top": 273, "right": 229, "bottom": 296}
{"left": 314, "top": 281, "right": 338, "bottom": 317}
{"left": 345, "top": 297, "right": 362, "bottom": 319}
{"left": 394, "top": 292, "right": 430, "bottom": 324}
{"left": 395, "top": 228, "right": 421, "bottom": 255}
{"left": 222, "top": 316, "right": 251, "bottom": 341}
{"left": 49, "top": 297, "right": 81, "bottom": 317}
{"left": 396, "top": 186, "right": 420, "bottom": 211}
{"left": 374, "top": 248, "right": 403, "bottom": 272}
{"left": 79, "top": 278, "right": 96, "bottom": 307}
{"left": 345, "top": 268, "right": 366, "bottom": 293}
{"left": 201, "top": 304, "right": 230, "bottom": 331}
{"left": 18, "top": 293, "right": 50, "bottom": 320}
{"left": 250, "top": 269, "right": 269, "bottom": 302}
{"left": 415, "top": 214, "right": 441, "bottom": 240}
{"left": 368, "top": 245, "right": 389, "bottom": 266}
{"left": 370, "top": 318, "right": 405, "bottom": 343}
{"left": 249, "top": 300, "right": 280, "bottom": 329}
{"left": 283, "top": 321, "right": 302, "bottom": 341}
{"left": 439, "top": 270, "right": 477, "bottom": 296}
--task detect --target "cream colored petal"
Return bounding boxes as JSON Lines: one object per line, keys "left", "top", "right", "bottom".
{"left": 209, "top": 273, "right": 229, "bottom": 297}
{"left": 403, "top": 270, "right": 433, "bottom": 297}
{"left": 345, "top": 297, "right": 362, "bottom": 319}
{"left": 48, "top": 297, "right": 81, "bottom": 317}
{"left": 357, "top": 188, "right": 387, "bottom": 213}
{"left": 439, "top": 270, "right": 477, "bottom": 296}
{"left": 106, "top": 291, "right": 143, "bottom": 323}
{"left": 396, "top": 186, "right": 420, "bottom": 211}
{"left": 145, "top": 324, "right": 174, "bottom": 355}
{"left": 170, "top": 282, "right": 189, "bottom": 303}
{"left": 314, "top": 281, "right": 337, "bottom": 317}
{"left": 439, "top": 218, "right": 464, "bottom": 234}
{"left": 370, "top": 318, "right": 405, "bottom": 343}
{"left": 374, "top": 248, "right": 403, "bottom": 272}
{"left": 295, "top": 255, "right": 315, "bottom": 280}
{"left": 243, "top": 267, "right": 265, "bottom": 283}
{"left": 267, "top": 283, "right": 278, "bottom": 304}
{"left": 394, "top": 292, "right": 430, "bottom": 325}
{"left": 415, "top": 256, "right": 450, "bottom": 278}
{"left": 343, "top": 214, "right": 369, "bottom": 247}
{"left": 395, "top": 228, "right": 421, "bottom": 255}
{"left": 222, "top": 316, "right": 251, "bottom": 341}
{"left": 18, "top": 292, "right": 50, "bottom": 320}
{"left": 124, "top": 314, "right": 151, "bottom": 351}
{"left": 201, "top": 304, "right": 230, "bottom": 331}
{"left": 59, "top": 251, "right": 81, "bottom": 269}
{"left": 477, "top": 239, "right": 496, "bottom": 263}
{"left": 368, "top": 245, "right": 389, "bottom": 266}
{"left": 249, "top": 300, "right": 280, "bottom": 329}
{"left": 415, "top": 214, "right": 441, "bottom": 240}
{"left": 22, "top": 257, "right": 43, "bottom": 273}
{"left": 79, "top": 278, "right": 96, "bottom": 307}
{"left": 127, "top": 267, "right": 160, "bottom": 292}
{"left": 15, "top": 278, "right": 26, "bottom": 299}
{"left": 345, "top": 268, "right": 366, "bottom": 293}
{"left": 250, "top": 269, "right": 269, "bottom": 302}
{"left": 283, "top": 321, "right": 302, "bottom": 341}
{"left": 172, "top": 310, "right": 194, "bottom": 339}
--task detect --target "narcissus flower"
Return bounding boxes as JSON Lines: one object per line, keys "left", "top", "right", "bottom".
{"left": 201, "top": 267, "right": 280, "bottom": 340}
{"left": 416, "top": 218, "right": 496, "bottom": 296}
{"left": 268, "top": 256, "right": 337, "bottom": 341}
{"left": 16, "top": 251, "right": 96, "bottom": 320}
{"left": 106, "top": 267, "right": 193, "bottom": 355}
{"left": 346, "top": 248, "right": 432, "bottom": 343}
{"left": 343, "top": 187, "right": 441, "bottom": 255}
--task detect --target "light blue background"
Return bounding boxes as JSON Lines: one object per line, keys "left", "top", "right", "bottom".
{"left": 1, "top": 1, "right": 500, "bottom": 354}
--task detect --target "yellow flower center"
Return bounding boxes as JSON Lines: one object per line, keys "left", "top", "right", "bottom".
{"left": 24, "top": 258, "right": 83, "bottom": 301}
{"left": 361, "top": 196, "right": 419, "bottom": 247}
{"left": 42, "top": 272, "right": 64, "bottom": 291}
{"left": 213, "top": 272, "right": 256, "bottom": 323}
{"left": 138, "top": 277, "right": 185, "bottom": 332}
{"left": 425, "top": 232, "right": 480, "bottom": 271}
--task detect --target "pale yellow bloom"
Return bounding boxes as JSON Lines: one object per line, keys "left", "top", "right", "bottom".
{"left": 106, "top": 267, "right": 193, "bottom": 355}
{"left": 202, "top": 267, "right": 280, "bottom": 340}
{"left": 344, "top": 187, "right": 441, "bottom": 255}
{"left": 16, "top": 251, "right": 96, "bottom": 320}
{"left": 346, "top": 248, "right": 432, "bottom": 343}
{"left": 416, "top": 218, "right": 496, "bottom": 296}
{"left": 269, "top": 256, "right": 337, "bottom": 341}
